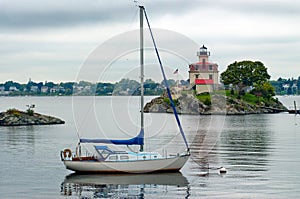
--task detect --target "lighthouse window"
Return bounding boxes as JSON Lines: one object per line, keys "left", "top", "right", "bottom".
{"left": 195, "top": 74, "right": 199, "bottom": 79}
{"left": 209, "top": 65, "right": 213, "bottom": 70}
{"left": 209, "top": 75, "right": 213, "bottom": 79}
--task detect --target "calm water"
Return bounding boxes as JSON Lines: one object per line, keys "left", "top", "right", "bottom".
{"left": 0, "top": 96, "right": 300, "bottom": 198}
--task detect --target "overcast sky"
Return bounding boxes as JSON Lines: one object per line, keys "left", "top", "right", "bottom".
{"left": 0, "top": 0, "right": 300, "bottom": 83}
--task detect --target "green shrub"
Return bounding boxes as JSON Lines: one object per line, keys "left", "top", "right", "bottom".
{"left": 163, "top": 98, "right": 170, "bottom": 104}
{"left": 227, "top": 98, "right": 233, "bottom": 104}
{"left": 163, "top": 98, "right": 178, "bottom": 106}
{"left": 203, "top": 98, "right": 211, "bottom": 106}
{"left": 26, "top": 109, "right": 34, "bottom": 116}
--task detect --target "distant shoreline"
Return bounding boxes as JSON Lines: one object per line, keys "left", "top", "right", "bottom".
{"left": 1, "top": 77, "right": 300, "bottom": 96}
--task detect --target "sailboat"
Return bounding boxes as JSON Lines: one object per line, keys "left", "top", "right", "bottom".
{"left": 60, "top": 6, "right": 190, "bottom": 173}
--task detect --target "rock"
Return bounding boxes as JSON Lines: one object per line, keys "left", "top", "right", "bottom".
{"left": 144, "top": 94, "right": 287, "bottom": 115}
{"left": 177, "top": 94, "right": 208, "bottom": 114}
{"left": 143, "top": 97, "right": 169, "bottom": 113}
{"left": 0, "top": 109, "right": 65, "bottom": 126}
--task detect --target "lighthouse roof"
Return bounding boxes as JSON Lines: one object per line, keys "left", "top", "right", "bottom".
{"left": 200, "top": 45, "right": 207, "bottom": 50}
{"left": 190, "top": 61, "right": 217, "bottom": 66}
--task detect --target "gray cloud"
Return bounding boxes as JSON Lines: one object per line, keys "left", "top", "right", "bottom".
{"left": 211, "top": 0, "right": 300, "bottom": 15}
{"left": 0, "top": 1, "right": 130, "bottom": 29}
{"left": 1, "top": 0, "right": 299, "bottom": 29}
{"left": 0, "top": 0, "right": 202, "bottom": 29}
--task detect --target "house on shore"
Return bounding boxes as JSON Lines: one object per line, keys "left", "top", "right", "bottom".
{"left": 41, "top": 86, "right": 49, "bottom": 93}
{"left": 189, "top": 45, "right": 219, "bottom": 94}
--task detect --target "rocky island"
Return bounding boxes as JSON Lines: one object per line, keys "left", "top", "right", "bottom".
{"left": 0, "top": 108, "right": 65, "bottom": 126}
{"left": 144, "top": 93, "right": 287, "bottom": 115}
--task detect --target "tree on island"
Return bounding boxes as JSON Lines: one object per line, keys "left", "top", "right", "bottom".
{"left": 251, "top": 81, "right": 275, "bottom": 100}
{"left": 221, "top": 60, "right": 272, "bottom": 96}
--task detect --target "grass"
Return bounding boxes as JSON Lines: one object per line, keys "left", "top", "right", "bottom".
{"left": 195, "top": 93, "right": 211, "bottom": 105}
{"left": 7, "top": 108, "right": 21, "bottom": 117}
{"left": 196, "top": 89, "right": 267, "bottom": 106}
{"left": 224, "top": 89, "right": 271, "bottom": 105}
{"left": 242, "top": 93, "right": 259, "bottom": 105}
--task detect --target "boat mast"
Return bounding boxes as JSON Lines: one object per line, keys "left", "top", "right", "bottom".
{"left": 139, "top": 5, "right": 144, "bottom": 152}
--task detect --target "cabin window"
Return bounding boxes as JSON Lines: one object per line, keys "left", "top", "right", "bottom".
{"left": 96, "top": 149, "right": 111, "bottom": 159}
{"left": 120, "top": 155, "right": 129, "bottom": 160}
{"left": 108, "top": 155, "right": 118, "bottom": 160}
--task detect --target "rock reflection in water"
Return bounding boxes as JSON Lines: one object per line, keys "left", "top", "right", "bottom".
{"left": 61, "top": 172, "right": 190, "bottom": 198}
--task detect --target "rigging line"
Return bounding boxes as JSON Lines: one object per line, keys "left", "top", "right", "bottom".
{"left": 71, "top": 97, "right": 82, "bottom": 140}
{"left": 72, "top": 96, "right": 97, "bottom": 140}
{"left": 127, "top": 8, "right": 139, "bottom": 30}
{"left": 142, "top": 6, "right": 189, "bottom": 150}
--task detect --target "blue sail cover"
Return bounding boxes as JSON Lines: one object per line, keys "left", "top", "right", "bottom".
{"left": 80, "top": 129, "right": 144, "bottom": 145}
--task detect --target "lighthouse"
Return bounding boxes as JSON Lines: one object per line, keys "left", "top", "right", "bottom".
{"left": 189, "top": 45, "right": 219, "bottom": 94}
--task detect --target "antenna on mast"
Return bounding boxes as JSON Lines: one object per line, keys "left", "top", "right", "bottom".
{"left": 134, "top": 0, "right": 144, "bottom": 7}
{"left": 133, "top": 0, "right": 139, "bottom": 6}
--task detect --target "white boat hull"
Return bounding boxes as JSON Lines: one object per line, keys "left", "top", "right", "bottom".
{"left": 63, "top": 154, "right": 189, "bottom": 173}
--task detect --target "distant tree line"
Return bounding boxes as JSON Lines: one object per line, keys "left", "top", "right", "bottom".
{"left": 0, "top": 78, "right": 188, "bottom": 96}
{"left": 270, "top": 77, "right": 300, "bottom": 95}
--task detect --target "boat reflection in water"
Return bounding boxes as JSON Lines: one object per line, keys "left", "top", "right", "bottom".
{"left": 61, "top": 172, "right": 190, "bottom": 198}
